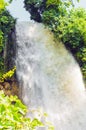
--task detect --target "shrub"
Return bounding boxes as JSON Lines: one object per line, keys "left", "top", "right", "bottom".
{"left": 47, "top": 8, "right": 86, "bottom": 80}
{"left": 0, "top": 0, "right": 7, "bottom": 10}
{"left": 0, "top": 91, "right": 43, "bottom": 129}
{"left": 0, "top": 66, "right": 16, "bottom": 82}
{"left": 24, "top": 0, "right": 86, "bottom": 81}
{"left": 0, "top": 4, "right": 16, "bottom": 76}
{"left": 43, "top": 5, "right": 86, "bottom": 81}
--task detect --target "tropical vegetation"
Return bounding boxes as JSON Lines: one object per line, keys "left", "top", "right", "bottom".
{"left": 24, "top": 0, "right": 86, "bottom": 81}
{"left": 0, "top": 91, "right": 43, "bottom": 130}
{"left": 0, "top": 0, "right": 15, "bottom": 77}
{"left": 0, "top": 0, "right": 86, "bottom": 129}
{"left": 0, "top": 1, "right": 51, "bottom": 130}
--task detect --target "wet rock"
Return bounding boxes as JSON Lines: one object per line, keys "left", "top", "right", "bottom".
{"left": 11, "top": 81, "right": 19, "bottom": 96}
{"left": 0, "top": 85, "right": 3, "bottom": 90}
{"left": 3, "top": 82, "right": 11, "bottom": 90}
{"left": 0, "top": 78, "right": 19, "bottom": 97}
{"left": 4, "top": 90, "right": 12, "bottom": 96}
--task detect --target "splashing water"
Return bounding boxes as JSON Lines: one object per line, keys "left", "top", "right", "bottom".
{"left": 16, "top": 21, "right": 86, "bottom": 130}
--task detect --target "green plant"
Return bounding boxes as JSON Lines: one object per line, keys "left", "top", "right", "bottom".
{"left": 0, "top": 91, "right": 43, "bottom": 129}
{"left": 49, "top": 8, "right": 86, "bottom": 80}
{"left": 0, "top": 1, "right": 16, "bottom": 76}
{"left": 24, "top": 0, "right": 86, "bottom": 81}
{"left": 0, "top": 30, "right": 4, "bottom": 53}
{"left": 0, "top": 66, "right": 16, "bottom": 82}
{"left": 0, "top": 58, "right": 4, "bottom": 77}
{"left": 0, "top": 0, "right": 7, "bottom": 10}
{"left": 24, "top": 0, "right": 78, "bottom": 22}
{"left": 0, "top": 91, "right": 54, "bottom": 129}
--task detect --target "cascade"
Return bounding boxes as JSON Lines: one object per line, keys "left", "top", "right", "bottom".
{"left": 16, "top": 21, "right": 86, "bottom": 130}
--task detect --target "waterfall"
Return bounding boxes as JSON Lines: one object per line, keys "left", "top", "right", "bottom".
{"left": 16, "top": 21, "right": 86, "bottom": 130}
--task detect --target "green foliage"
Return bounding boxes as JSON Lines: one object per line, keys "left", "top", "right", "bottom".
{"left": 0, "top": 1, "right": 16, "bottom": 76}
{"left": 0, "top": 91, "right": 43, "bottom": 129}
{"left": 46, "top": 0, "right": 61, "bottom": 6}
{"left": 0, "top": 58, "right": 4, "bottom": 77}
{"left": 37, "top": 3, "right": 86, "bottom": 81}
{"left": 0, "top": 0, "right": 7, "bottom": 10}
{"left": 8, "top": 0, "right": 13, "bottom": 4}
{"left": 46, "top": 7, "right": 86, "bottom": 80}
{"left": 0, "top": 91, "right": 54, "bottom": 129}
{"left": 24, "top": 0, "right": 86, "bottom": 81}
{"left": 0, "top": 10, "right": 16, "bottom": 38}
{"left": 0, "top": 66, "right": 16, "bottom": 82}
{"left": 25, "top": 0, "right": 42, "bottom": 6}
{"left": 24, "top": 0, "right": 78, "bottom": 22}
{"left": 24, "top": 0, "right": 44, "bottom": 22}
{"left": 42, "top": 1, "right": 70, "bottom": 29}
{"left": 0, "top": 30, "right": 4, "bottom": 53}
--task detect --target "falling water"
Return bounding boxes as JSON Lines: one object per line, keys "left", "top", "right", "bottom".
{"left": 16, "top": 21, "right": 86, "bottom": 130}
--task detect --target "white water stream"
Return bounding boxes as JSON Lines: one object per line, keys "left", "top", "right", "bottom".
{"left": 16, "top": 21, "right": 86, "bottom": 130}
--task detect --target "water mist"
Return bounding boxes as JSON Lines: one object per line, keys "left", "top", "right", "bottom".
{"left": 16, "top": 21, "right": 86, "bottom": 130}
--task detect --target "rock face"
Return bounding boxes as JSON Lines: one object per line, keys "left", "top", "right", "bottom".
{"left": 24, "top": 0, "right": 48, "bottom": 22}
{"left": 4, "top": 28, "right": 16, "bottom": 71}
{"left": 1, "top": 26, "right": 19, "bottom": 96}
{"left": 0, "top": 78, "right": 19, "bottom": 96}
